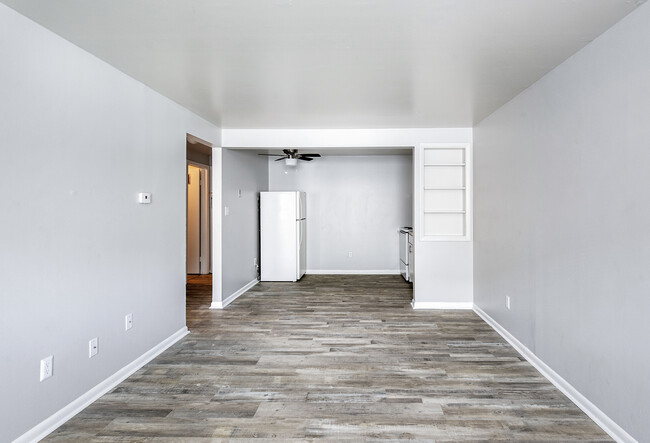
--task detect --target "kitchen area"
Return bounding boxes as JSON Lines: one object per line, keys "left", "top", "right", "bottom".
{"left": 218, "top": 129, "right": 473, "bottom": 311}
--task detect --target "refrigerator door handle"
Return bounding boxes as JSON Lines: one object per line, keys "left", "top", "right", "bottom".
{"left": 297, "top": 192, "right": 302, "bottom": 220}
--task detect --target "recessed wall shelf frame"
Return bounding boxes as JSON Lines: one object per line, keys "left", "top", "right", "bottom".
{"left": 420, "top": 144, "right": 472, "bottom": 241}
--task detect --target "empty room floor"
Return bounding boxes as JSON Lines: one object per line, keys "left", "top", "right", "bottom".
{"left": 44, "top": 275, "right": 610, "bottom": 441}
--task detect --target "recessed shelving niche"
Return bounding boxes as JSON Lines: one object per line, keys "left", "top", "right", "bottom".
{"left": 421, "top": 144, "right": 471, "bottom": 241}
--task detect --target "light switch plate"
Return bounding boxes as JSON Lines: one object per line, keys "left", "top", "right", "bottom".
{"left": 137, "top": 192, "right": 151, "bottom": 204}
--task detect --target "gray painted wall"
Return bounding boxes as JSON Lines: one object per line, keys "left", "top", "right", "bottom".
{"left": 0, "top": 5, "right": 220, "bottom": 441}
{"left": 473, "top": 3, "right": 650, "bottom": 441}
{"left": 221, "top": 149, "right": 268, "bottom": 297}
{"left": 269, "top": 155, "right": 412, "bottom": 272}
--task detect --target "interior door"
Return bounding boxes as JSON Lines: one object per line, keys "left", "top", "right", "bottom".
{"left": 199, "top": 168, "right": 210, "bottom": 273}
{"left": 187, "top": 165, "right": 201, "bottom": 274}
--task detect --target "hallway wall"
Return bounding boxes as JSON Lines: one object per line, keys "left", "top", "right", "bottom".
{"left": 221, "top": 149, "right": 268, "bottom": 299}
{"left": 0, "top": 5, "right": 220, "bottom": 441}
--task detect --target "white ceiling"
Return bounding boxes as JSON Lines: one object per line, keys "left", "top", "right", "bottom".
{"left": 1, "top": 0, "right": 644, "bottom": 129}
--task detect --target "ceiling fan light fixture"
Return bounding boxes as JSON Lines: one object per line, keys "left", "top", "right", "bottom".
{"left": 285, "top": 158, "right": 298, "bottom": 167}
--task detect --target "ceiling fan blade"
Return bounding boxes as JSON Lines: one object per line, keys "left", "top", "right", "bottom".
{"left": 282, "top": 149, "right": 296, "bottom": 156}
{"left": 258, "top": 153, "right": 285, "bottom": 157}
{"left": 300, "top": 153, "right": 321, "bottom": 157}
{"left": 298, "top": 156, "right": 313, "bottom": 161}
{"left": 275, "top": 157, "right": 287, "bottom": 161}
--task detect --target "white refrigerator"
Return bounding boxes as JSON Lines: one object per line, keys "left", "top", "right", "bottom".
{"left": 260, "top": 191, "right": 307, "bottom": 281}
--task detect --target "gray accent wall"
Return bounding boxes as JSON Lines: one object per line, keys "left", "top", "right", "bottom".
{"left": 221, "top": 149, "right": 268, "bottom": 298}
{"left": 0, "top": 5, "right": 220, "bottom": 441}
{"left": 268, "top": 154, "right": 412, "bottom": 272}
{"left": 473, "top": 3, "right": 650, "bottom": 441}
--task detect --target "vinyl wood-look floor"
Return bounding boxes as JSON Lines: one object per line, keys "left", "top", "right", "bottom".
{"left": 44, "top": 274, "right": 610, "bottom": 441}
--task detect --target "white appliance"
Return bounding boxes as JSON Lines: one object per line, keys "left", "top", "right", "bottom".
{"left": 399, "top": 227, "right": 413, "bottom": 282}
{"left": 260, "top": 191, "right": 307, "bottom": 281}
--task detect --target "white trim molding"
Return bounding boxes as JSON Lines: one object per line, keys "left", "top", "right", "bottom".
{"left": 211, "top": 278, "right": 258, "bottom": 309}
{"left": 14, "top": 327, "right": 189, "bottom": 443}
{"left": 473, "top": 305, "right": 636, "bottom": 443}
{"left": 411, "top": 301, "right": 473, "bottom": 310}
{"left": 305, "top": 269, "right": 401, "bottom": 275}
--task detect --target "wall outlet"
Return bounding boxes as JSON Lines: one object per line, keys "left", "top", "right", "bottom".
{"left": 125, "top": 313, "right": 133, "bottom": 331}
{"left": 224, "top": 206, "right": 230, "bottom": 216}
{"left": 237, "top": 189, "right": 242, "bottom": 198}
{"left": 89, "top": 338, "right": 98, "bottom": 358}
{"left": 348, "top": 251, "right": 353, "bottom": 258}
{"left": 40, "top": 355, "right": 53, "bottom": 381}
{"left": 506, "top": 296, "right": 511, "bottom": 310}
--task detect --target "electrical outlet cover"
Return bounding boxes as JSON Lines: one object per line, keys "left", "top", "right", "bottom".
{"left": 40, "top": 355, "right": 53, "bottom": 381}
{"left": 89, "top": 338, "right": 98, "bottom": 358}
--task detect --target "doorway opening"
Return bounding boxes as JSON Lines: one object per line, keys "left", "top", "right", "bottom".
{"left": 187, "top": 163, "right": 210, "bottom": 274}
{"left": 186, "top": 135, "right": 213, "bottom": 319}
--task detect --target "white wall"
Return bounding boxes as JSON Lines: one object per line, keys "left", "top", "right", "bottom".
{"left": 223, "top": 128, "right": 473, "bottom": 304}
{"left": 0, "top": 5, "right": 220, "bottom": 441}
{"left": 473, "top": 3, "right": 650, "bottom": 441}
{"left": 219, "top": 149, "right": 268, "bottom": 302}
{"left": 269, "top": 155, "right": 412, "bottom": 273}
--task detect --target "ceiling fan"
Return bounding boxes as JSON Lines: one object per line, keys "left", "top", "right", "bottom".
{"left": 259, "top": 149, "right": 321, "bottom": 166}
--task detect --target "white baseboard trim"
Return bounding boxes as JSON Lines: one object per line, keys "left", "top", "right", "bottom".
{"left": 472, "top": 305, "right": 636, "bottom": 443}
{"left": 210, "top": 278, "right": 258, "bottom": 309}
{"left": 305, "top": 269, "right": 401, "bottom": 275}
{"left": 411, "top": 301, "right": 473, "bottom": 310}
{"left": 14, "top": 327, "right": 189, "bottom": 443}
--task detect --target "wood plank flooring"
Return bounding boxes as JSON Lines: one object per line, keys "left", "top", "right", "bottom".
{"left": 44, "top": 274, "right": 610, "bottom": 441}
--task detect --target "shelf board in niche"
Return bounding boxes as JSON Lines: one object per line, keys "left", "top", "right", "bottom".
{"left": 424, "top": 187, "right": 466, "bottom": 190}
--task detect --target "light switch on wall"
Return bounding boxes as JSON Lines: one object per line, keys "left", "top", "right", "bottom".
{"left": 137, "top": 192, "right": 151, "bottom": 204}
